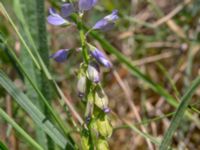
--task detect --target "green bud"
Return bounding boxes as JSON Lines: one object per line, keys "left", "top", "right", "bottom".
{"left": 81, "top": 136, "right": 90, "bottom": 150}
{"left": 97, "top": 138, "right": 109, "bottom": 150}
{"left": 87, "top": 64, "right": 100, "bottom": 83}
{"left": 97, "top": 116, "right": 113, "bottom": 138}
{"left": 95, "top": 88, "right": 108, "bottom": 111}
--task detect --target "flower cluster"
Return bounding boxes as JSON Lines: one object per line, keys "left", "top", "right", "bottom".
{"left": 47, "top": 0, "right": 118, "bottom": 149}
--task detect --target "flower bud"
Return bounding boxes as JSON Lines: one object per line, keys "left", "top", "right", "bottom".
{"left": 95, "top": 89, "right": 109, "bottom": 111}
{"left": 96, "top": 116, "right": 112, "bottom": 138}
{"left": 81, "top": 136, "right": 90, "bottom": 150}
{"left": 87, "top": 64, "right": 100, "bottom": 83}
{"left": 97, "top": 139, "right": 109, "bottom": 150}
{"left": 50, "top": 49, "right": 69, "bottom": 62}
{"left": 88, "top": 44, "right": 112, "bottom": 68}
{"left": 77, "top": 76, "right": 86, "bottom": 97}
{"left": 93, "top": 10, "right": 119, "bottom": 31}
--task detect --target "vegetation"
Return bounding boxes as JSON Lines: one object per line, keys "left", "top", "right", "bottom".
{"left": 0, "top": 0, "right": 200, "bottom": 149}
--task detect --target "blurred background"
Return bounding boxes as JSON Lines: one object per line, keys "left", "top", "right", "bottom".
{"left": 1, "top": 0, "right": 200, "bottom": 149}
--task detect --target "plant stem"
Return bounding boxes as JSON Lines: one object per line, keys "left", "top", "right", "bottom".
{"left": 79, "top": 18, "right": 89, "bottom": 64}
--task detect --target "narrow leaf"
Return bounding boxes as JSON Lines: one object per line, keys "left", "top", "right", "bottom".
{"left": 0, "top": 140, "right": 9, "bottom": 150}
{"left": 0, "top": 71, "right": 74, "bottom": 149}
{"left": 0, "top": 108, "right": 43, "bottom": 150}
{"left": 159, "top": 76, "right": 200, "bottom": 150}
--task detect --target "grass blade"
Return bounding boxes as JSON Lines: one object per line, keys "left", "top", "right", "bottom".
{"left": 159, "top": 76, "right": 200, "bottom": 150}
{"left": 0, "top": 70, "right": 74, "bottom": 149}
{"left": 0, "top": 108, "right": 43, "bottom": 150}
{"left": 0, "top": 141, "right": 9, "bottom": 150}
{"left": 0, "top": 3, "right": 41, "bottom": 70}
{"left": 35, "top": 0, "right": 54, "bottom": 149}
{"left": 13, "top": 0, "right": 48, "bottom": 148}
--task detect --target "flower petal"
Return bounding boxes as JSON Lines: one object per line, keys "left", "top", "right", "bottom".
{"left": 98, "top": 57, "right": 112, "bottom": 68}
{"left": 79, "top": 0, "right": 97, "bottom": 11}
{"left": 47, "top": 8, "right": 69, "bottom": 26}
{"left": 61, "top": 3, "right": 74, "bottom": 18}
{"left": 90, "top": 47, "right": 112, "bottom": 68}
{"left": 92, "top": 10, "right": 118, "bottom": 31}
{"left": 47, "top": 15, "right": 67, "bottom": 26}
{"left": 49, "top": 7, "right": 57, "bottom": 15}
{"left": 50, "top": 49, "right": 69, "bottom": 62}
{"left": 104, "top": 10, "right": 119, "bottom": 21}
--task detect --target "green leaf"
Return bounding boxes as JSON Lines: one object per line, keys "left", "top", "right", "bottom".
{"left": 0, "top": 140, "right": 9, "bottom": 150}
{"left": 159, "top": 76, "right": 200, "bottom": 150}
{"left": 14, "top": 0, "right": 47, "bottom": 148}
{"left": 0, "top": 3, "right": 41, "bottom": 70}
{"left": 0, "top": 108, "right": 43, "bottom": 150}
{"left": 0, "top": 70, "right": 74, "bottom": 149}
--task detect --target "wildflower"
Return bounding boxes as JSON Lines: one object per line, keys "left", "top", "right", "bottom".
{"left": 77, "top": 76, "right": 87, "bottom": 97}
{"left": 47, "top": 3, "right": 74, "bottom": 26}
{"left": 88, "top": 44, "right": 112, "bottom": 68}
{"left": 61, "top": 3, "right": 75, "bottom": 18}
{"left": 50, "top": 49, "right": 69, "bottom": 62}
{"left": 87, "top": 64, "right": 100, "bottom": 83}
{"left": 79, "top": 0, "right": 98, "bottom": 11}
{"left": 93, "top": 10, "right": 119, "bottom": 31}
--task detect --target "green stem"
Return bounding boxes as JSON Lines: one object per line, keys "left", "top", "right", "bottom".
{"left": 79, "top": 19, "right": 89, "bottom": 64}
{"left": 78, "top": 16, "right": 95, "bottom": 150}
{"left": 160, "top": 76, "right": 200, "bottom": 150}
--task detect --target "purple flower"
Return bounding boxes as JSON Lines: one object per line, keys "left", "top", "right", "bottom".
{"left": 47, "top": 3, "right": 74, "bottom": 26}
{"left": 50, "top": 49, "right": 69, "bottom": 62}
{"left": 93, "top": 10, "right": 119, "bottom": 31}
{"left": 79, "top": 0, "right": 97, "bottom": 11}
{"left": 89, "top": 46, "right": 112, "bottom": 68}
{"left": 87, "top": 64, "right": 100, "bottom": 83}
{"left": 61, "top": 3, "right": 75, "bottom": 18}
